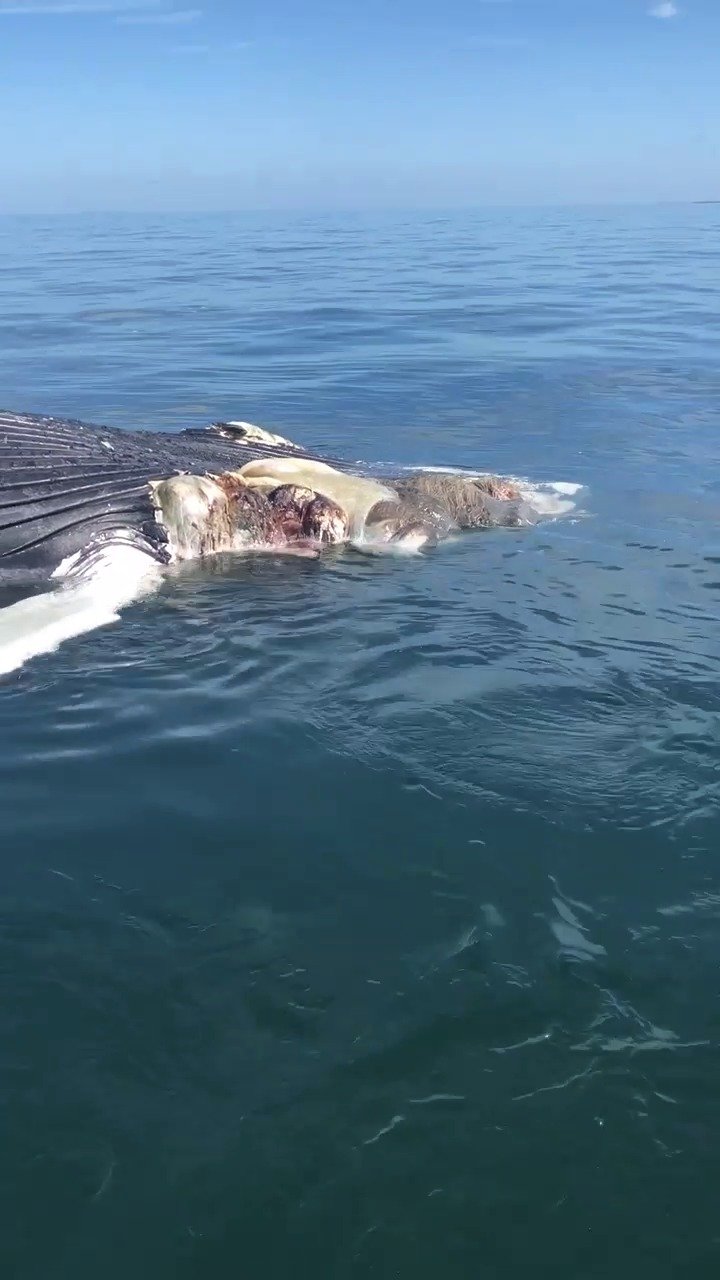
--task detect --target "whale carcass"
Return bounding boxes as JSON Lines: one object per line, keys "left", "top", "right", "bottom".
{"left": 0, "top": 408, "right": 536, "bottom": 674}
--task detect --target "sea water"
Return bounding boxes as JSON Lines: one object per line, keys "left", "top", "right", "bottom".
{"left": 1, "top": 206, "right": 719, "bottom": 1278}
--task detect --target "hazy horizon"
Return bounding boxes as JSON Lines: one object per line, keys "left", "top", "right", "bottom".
{"left": 1, "top": 0, "right": 719, "bottom": 215}
{"left": 1, "top": 201, "right": 718, "bottom": 220}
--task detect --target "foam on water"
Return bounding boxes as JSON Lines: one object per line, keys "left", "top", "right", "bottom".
{"left": 514, "top": 479, "right": 584, "bottom": 518}
{"left": 350, "top": 534, "right": 427, "bottom": 557}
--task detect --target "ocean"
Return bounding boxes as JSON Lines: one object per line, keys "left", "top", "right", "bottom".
{"left": 1, "top": 205, "right": 720, "bottom": 1278}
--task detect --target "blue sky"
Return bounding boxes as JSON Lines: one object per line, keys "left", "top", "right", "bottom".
{"left": 0, "top": 0, "right": 718, "bottom": 211}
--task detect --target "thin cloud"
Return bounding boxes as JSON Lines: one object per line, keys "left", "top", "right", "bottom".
{"left": 116, "top": 7, "right": 201, "bottom": 23}
{"left": 0, "top": 0, "right": 155, "bottom": 12}
{"left": 648, "top": 2, "right": 679, "bottom": 17}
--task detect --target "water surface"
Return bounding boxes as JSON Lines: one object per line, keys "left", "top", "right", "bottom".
{"left": 1, "top": 207, "right": 720, "bottom": 1278}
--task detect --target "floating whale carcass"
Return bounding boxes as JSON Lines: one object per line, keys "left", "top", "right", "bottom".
{"left": 0, "top": 409, "right": 575, "bottom": 675}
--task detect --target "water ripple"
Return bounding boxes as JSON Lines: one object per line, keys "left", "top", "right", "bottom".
{"left": 2, "top": 206, "right": 720, "bottom": 1276}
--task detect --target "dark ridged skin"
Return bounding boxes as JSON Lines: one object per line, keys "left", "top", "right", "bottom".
{"left": 0, "top": 410, "right": 356, "bottom": 602}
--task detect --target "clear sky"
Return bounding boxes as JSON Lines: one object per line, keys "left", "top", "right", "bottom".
{"left": 0, "top": 0, "right": 718, "bottom": 212}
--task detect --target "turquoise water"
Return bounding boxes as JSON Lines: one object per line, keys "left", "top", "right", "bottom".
{"left": 1, "top": 206, "right": 720, "bottom": 1278}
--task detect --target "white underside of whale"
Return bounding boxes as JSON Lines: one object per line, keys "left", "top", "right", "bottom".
{"left": 0, "top": 536, "right": 163, "bottom": 677}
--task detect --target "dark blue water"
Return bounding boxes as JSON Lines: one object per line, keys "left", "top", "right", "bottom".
{"left": 2, "top": 207, "right": 720, "bottom": 1279}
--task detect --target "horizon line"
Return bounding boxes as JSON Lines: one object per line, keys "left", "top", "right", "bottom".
{"left": 0, "top": 198, "right": 715, "bottom": 217}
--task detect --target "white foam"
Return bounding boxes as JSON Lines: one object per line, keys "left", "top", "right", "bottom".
{"left": 514, "top": 482, "right": 581, "bottom": 518}
{"left": 509, "top": 477, "right": 585, "bottom": 519}
{"left": 404, "top": 464, "right": 478, "bottom": 476}
{"left": 350, "top": 535, "right": 425, "bottom": 558}
{"left": 0, "top": 537, "right": 162, "bottom": 677}
{"left": 547, "top": 481, "right": 583, "bottom": 496}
